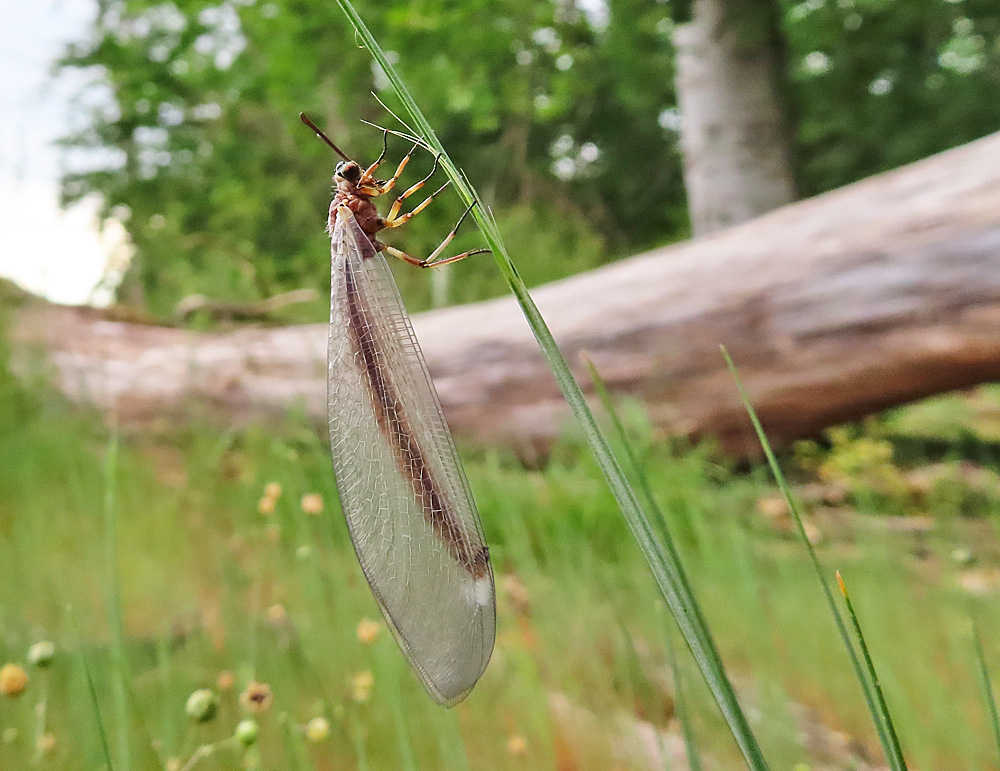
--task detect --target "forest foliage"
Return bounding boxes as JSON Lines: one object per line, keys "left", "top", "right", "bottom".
{"left": 57, "top": 0, "right": 1000, "bottom": 317}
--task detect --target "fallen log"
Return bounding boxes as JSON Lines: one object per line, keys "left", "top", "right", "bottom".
{"left": 9, "top": 132, "right": 1000, "bottom": 454}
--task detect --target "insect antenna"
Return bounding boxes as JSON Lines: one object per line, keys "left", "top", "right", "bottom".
{"left": 360, "top": 120, "right": 434, "bottom": 155}
{"left": 299, "top": 112, "right": 352, "bottom": 162}
{"left": 371, "top": 92, "right": 422, "bottom": 142}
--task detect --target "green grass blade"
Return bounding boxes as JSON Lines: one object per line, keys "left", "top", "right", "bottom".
{"left": 279, "top": 715, "right": 308, "bottom": 771}
{"left": 971, "top": 616, "right": 1000, "bottom": 762}
{"left": 329, "top": 6, "right": 769, "bottom": 767}
{"left": 836, "top": 573, "right": 907, "bottom": 769}
{"left": 666, "top": 631, "right": 704, "bottom": 771}
{"left": 348, "top": 711, "right": 370, "bottom": 771}
{"left": 103, "top": 430, "right": 133, "bottom": 771}
{"left": 583, "top": 353, "right": 729, "bottom": 770}
{"left": 69, "top": 606, "right": 116, "bottom": 771}
{"left": 721, "top": 346, "right": 909, "bottom": 767}
{"left": 381, "top": 640, "right": 420, "bottom": 771}
{"left": 583, "top": 353, "right": 669, "bottom": 534}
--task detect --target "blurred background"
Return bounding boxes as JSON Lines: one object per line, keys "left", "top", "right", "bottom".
{"left": 2, "top": 0, "right": 1000, "bottom": 768}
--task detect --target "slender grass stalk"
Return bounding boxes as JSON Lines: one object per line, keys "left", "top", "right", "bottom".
{"left": 177, "top": 745, "right": 213, "bottom": 771}
{"left": 433, "top": 711, "right": 470, "bottom": 771}
{"left": 279, "top": 716, "right": 308, "bottom": 771}
{"left": 583, "top": 353, "right": 711, "bottom": 771}
{"left": 721, "top": 347, "right": 907, "bottom": 770}
{"left": 836, "top": 573, "right": 907, "bottom": 768}
{"left": 616, "top": 614, "right": 658, "bottom": 717}
{"left": 32, "top": 673, "right": 49, "bottom": 764}
{"left": 155, "top": 637, "right": 176, "bottom": 764}
{"left": 330, "top": 4, "right": 769, "bottom": 767}
{"left": 971, "top": 616, "right": 1000, "bottom": 762}
{"left": 69, "top": 606, "right": 116, "bottom": 771}
{"left": 666, "top": 631, "right": 704, "bottom": 771}
{"left": 379, "top": 641, "right": 419, "bottom": 771}
{"left": 392, "top": 699, "right": 419, "bottom": 771}
{"left": 582, "top": 355, "right": 670, "bottom": 537}
{"left": 102, "top": 430, "right": 133, "bottom": 771}
{"left": 348, "top": 711, "right": 370, "bottom": 771}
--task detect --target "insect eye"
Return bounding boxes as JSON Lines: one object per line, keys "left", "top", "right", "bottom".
{"left": 340, "top": 162, "right": 361, "bottom": 182}
{"left": 335, "top": 161, "right": 360, "bottom": 180}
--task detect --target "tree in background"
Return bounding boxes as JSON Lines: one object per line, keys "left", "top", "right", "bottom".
{"left": 786, "top": 0, "right": 1000, "bottom": 196}
{"left": 57, "top": 0, "right": 681, "bottom": 317}
{"left": 56, "top": 0, "right": 1000, "bottom": 318}
{"left": 673, "top": 0, "right": 798, "bottom": 235}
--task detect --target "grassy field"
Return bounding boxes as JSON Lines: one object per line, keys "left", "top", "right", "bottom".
{"left": 3, "top": 346, "right": 1000, "bottom": 770}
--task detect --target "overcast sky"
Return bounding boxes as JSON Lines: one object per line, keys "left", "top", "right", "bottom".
{"left": 0, "top": 0, "right": 124, "bottom": 305}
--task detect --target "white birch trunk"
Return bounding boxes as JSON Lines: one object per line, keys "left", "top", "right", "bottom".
{"left": 674, "top": 0, "right": 797, "bottom": 235}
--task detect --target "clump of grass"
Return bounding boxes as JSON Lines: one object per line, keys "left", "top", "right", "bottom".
{"left": 4, "top": 342, "right": 1000, "bottom": 766}
{"left": 724, "top": 348, "right": 908, "bottom": 770}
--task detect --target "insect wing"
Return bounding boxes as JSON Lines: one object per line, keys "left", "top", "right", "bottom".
{"left": 327, "top": 208, "right": 495, "bottom": 705}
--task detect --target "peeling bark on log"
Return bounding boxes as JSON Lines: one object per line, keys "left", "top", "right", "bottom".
{"left": 9, "top": 133, "right": 1000, "bottom": 455}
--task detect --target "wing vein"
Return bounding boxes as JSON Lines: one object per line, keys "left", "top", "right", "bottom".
{"left": 327, "top": 206, "right": 495, "bottom": 705}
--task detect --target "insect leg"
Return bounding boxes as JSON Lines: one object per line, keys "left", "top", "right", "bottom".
{"left": 383, "top": 245, "right": 490, "bottom": 269}
{"left": 367, "top": 141, "right": 421, "bottom": 196}
{"left": 359, "top": 128, "right": 389, "bottom": 181}
{"left": 382, "top": 202, "right": 490, "bottom": 268}
{"left": 385, "top": 153, "right": 442, "bottom": 222}
{"left": 383, "top": 179, "right": 452, "bottom": 229}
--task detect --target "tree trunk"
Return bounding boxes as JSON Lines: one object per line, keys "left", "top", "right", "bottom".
{"left": 8, "top": 133, "right": 1000, "bottom": 456}
{"left": 673, "top": 0, "right": 797, "bottom": 235}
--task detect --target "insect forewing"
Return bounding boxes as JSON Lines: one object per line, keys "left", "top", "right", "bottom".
{"left": 328, "top": 207, "right": 495, "bottom": 706}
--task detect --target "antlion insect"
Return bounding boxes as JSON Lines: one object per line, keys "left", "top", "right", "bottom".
{"left": 300, "top": 113, "right": 495, "bottom": 706}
